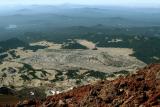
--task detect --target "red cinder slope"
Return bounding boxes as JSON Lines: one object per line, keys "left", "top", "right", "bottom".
{"left": 18, "top": 64, "right": 160, "bottom": 107}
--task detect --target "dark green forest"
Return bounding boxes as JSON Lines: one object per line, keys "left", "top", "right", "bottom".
{"left": 0, "top": 26, "right": 160, "bottom": 64}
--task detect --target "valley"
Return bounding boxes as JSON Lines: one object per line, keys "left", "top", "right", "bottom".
{"left": 0, "top": 4, "right": 160, "bottom": 106}
{"left": 0, "top": 40, "right": 145, "bottom": 98}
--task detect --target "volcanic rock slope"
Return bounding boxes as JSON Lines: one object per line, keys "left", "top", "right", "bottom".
{"left": 30, "top": 64, "right": 160, "bottom": 107}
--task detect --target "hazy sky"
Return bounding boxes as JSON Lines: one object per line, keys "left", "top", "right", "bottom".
{"left": 0, "top": 0, "right": 160, "bottom": 7}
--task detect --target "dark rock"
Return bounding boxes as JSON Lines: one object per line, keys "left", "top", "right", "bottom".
{"left": 8, "top": 67, "right": 16, "bottom": 74}
{"left": 0, "top": 87, "right": 16, "bottom": 95}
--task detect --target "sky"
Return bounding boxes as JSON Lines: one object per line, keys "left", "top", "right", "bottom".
{"left": 0, "top": 0, "right": 160, "bottom": 7}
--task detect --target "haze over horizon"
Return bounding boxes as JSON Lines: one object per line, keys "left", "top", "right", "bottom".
{"left": 0, "top": 0, "right": 160, "bottom": 8}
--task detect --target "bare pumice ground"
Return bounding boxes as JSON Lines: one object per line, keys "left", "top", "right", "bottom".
{"left": 0, "top": 40, "right": 146, "bottom": 94}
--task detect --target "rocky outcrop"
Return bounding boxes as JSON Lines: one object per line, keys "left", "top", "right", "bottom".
{"left": 0, "top": 87, "right": 16, "bottom": 95}
{"left": 0, "top": 87, "right": 18, "bottom": 107}
{"left": 40, "top": 64, "right": 160, "bottom": 107}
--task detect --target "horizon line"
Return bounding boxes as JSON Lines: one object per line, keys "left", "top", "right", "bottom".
{"left": 0, "top": 3, "right": 160, "bottom": 9}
